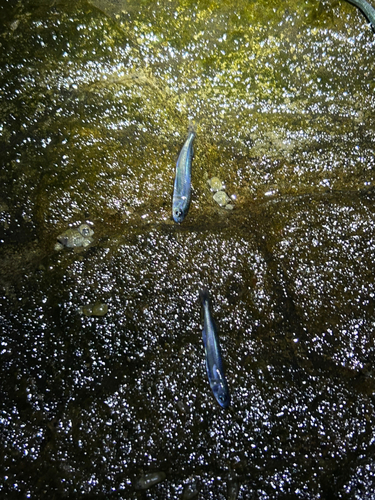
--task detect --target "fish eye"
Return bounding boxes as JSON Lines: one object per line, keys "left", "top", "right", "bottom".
{"left": 174, "top": 209, "right": 182, "bottom": 217}
{"left": 219, "top": 395, "right": 225, "bottom": 403}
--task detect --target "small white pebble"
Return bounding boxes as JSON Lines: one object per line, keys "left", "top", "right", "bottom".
{"left": 213, "top": 191, "right": 231, "bottom": 207}
{"left": 208, "top": 176, "right": 223, "bottom": 192}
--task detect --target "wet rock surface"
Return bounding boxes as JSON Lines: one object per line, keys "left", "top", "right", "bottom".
{"left": 0, "top": 0, "right": 375, "bottom": 499}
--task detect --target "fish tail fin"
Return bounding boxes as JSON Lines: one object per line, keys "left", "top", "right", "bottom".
{"left": 188, "top": 120, "right": 197, "bottom": 135}
{"left": 199, "top": 288, "right": 210, "bottom": 306}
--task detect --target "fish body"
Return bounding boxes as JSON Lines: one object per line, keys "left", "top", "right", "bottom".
{"left": 172, "top": 129, "right": 195, "bottom": 223}
{"left": 199, "top": 289, "right": 230, "bottom": 408}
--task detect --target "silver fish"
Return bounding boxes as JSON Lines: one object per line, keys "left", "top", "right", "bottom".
{"left": 199, "top": 289, "right": 230, "bottom": 408}
{"left": 172, "top": 127, "right": 195, "bottom": 223}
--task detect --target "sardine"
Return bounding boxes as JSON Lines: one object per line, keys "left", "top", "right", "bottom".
{"left": 199, "top": 289, "right": 230, "bottom": 408}
{"left": 172, "top": 127, "right": 195, "bottom": 223}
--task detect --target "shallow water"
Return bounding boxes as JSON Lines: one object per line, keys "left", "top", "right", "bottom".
{"left": 1, "top": 0, "right": 375, "bottom": 498}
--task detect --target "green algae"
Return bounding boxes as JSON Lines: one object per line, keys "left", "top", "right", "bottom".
{"left": 1, "top": 0, "right": 373, "bottom": 240}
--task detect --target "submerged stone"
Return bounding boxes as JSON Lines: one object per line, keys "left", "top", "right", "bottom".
{"left": 57, "top": 228, "right": 86, "bottom": 248}
{"left": 78, "top": 223, "right": 94, "bottom": 237}
{"left": 57, "top": 224, "right": 94, "bottom": 248}
{"left": 79, "top": 304, "right": 94, "bottom": 316}
{"left": 92, "top": 302, "right": 108, "bottom": 316}
{"left": 208, "top": 176, "right": 224, "bottom": 192}
{"left": 213, "top": 190, "right": 231, "bottom": 207}
{"left": 81, "top": 237, "right": 93, "bottom": 248}
{"left": 135, "top": 471, "right": 166, "bottom": 490}
{"left": 54, "top": 242, "right": 64, "bottom": 251}
{"left": 79, "top": 303, "right": 108, "bottom": 317}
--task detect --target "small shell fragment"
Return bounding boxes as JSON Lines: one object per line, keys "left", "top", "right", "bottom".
{"left": 213, "top": 190, "right": 231, "bottom": 207}
{"left": 57, "top": 228, "right": 86, "bottom": 248}
{"left": 92, "top": 303, "right": 108, "bottom": 316}
{"left": 56, "top": 223, "right": 94, "bottom": 249}
{"left": 81, "top": 236, "right": 94, "bottom": 247}
{"left": 208, "top": 176, "right": 224, "bottom": 192}
{"left": 78, "top": 224, "right": 94, "bottom": 237}
{"left": 79, "top": 305, "right": 94, "bottom": 316}
{"left": 79, "top": 303, "right": 108, "bottom": 317}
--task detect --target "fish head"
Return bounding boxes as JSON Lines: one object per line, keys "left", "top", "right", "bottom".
{"left": 173, "top": 207, "right": 184, "bottom": 223}
{"left": 212, "top": 381, "right": 230, "bottom": 408}
{"left": 172, "top": 201, "right": 186, "bottom": 223}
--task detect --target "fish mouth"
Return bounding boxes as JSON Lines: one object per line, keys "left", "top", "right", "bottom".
{"left": 217, "top": 393, "right": 230, "bottom": 408}
{"left": 173, "top": 208, "right": 183, "bottom": 223}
